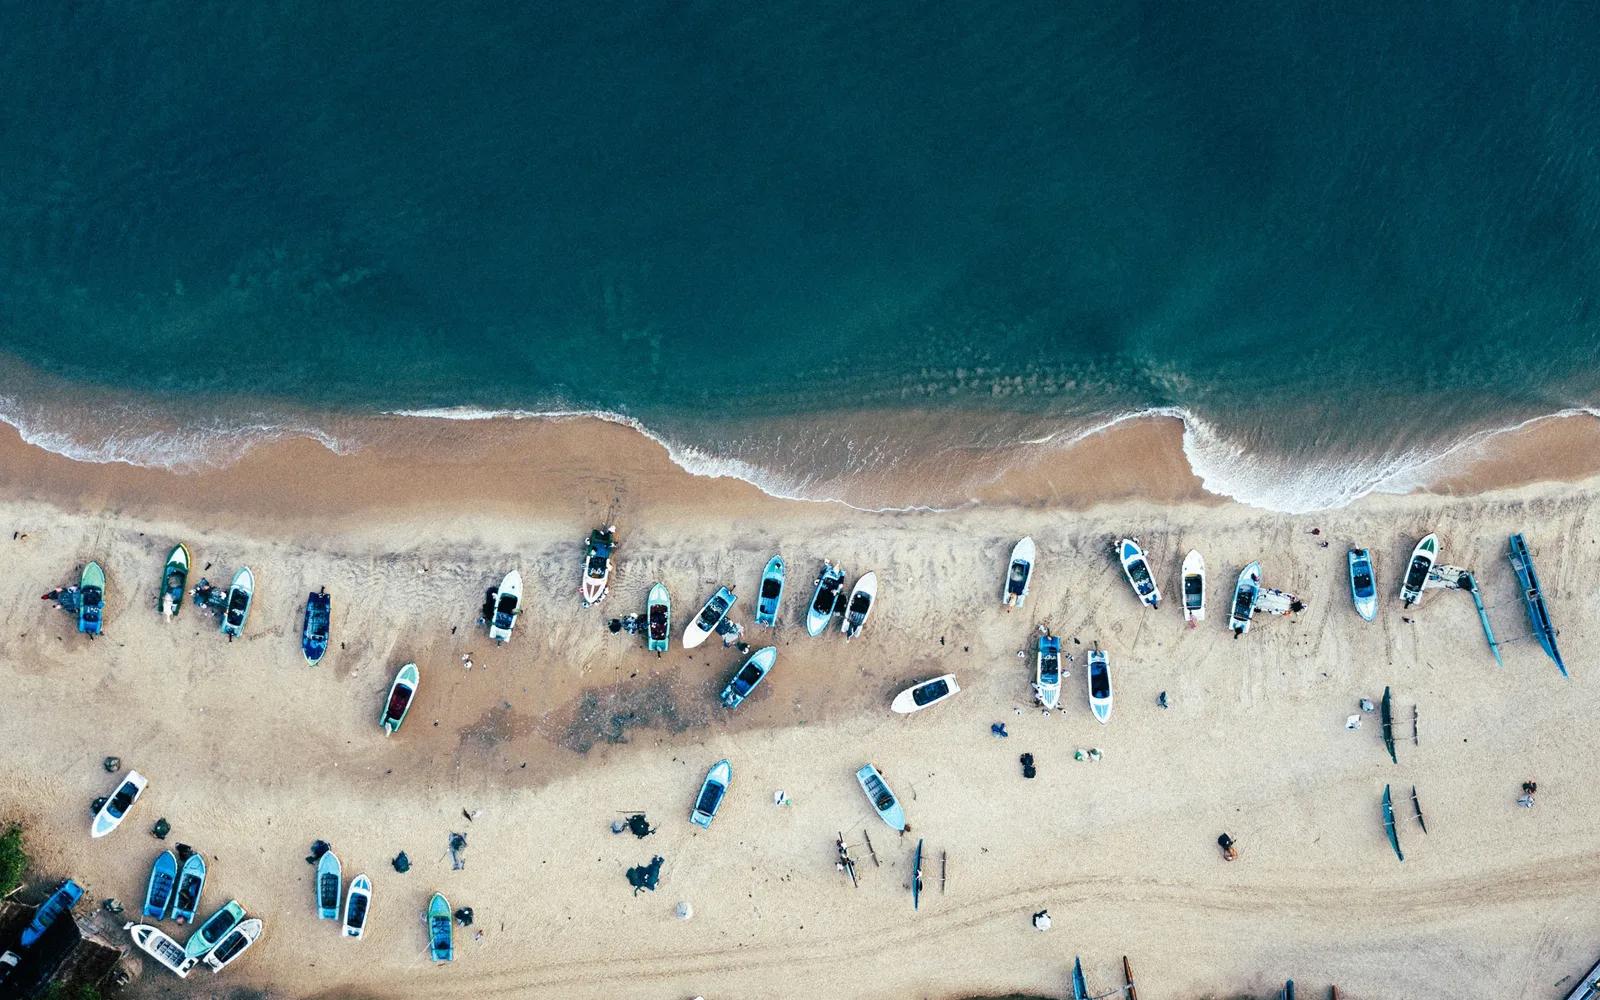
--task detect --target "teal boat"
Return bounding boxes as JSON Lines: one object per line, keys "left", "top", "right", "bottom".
{"left": 159, "top": 544, "right": 190, "bottom": 618}
{"left": 77, "top": 561, "right": 105, "bottom": 635}
{"left": 689, "top": 759, "right": 732, "bottom": 829}
{"left": 380, "top": 663, "right": 419, "bottom": 735}
{"left": 1508, "top": 533, "right": 1566, "bottom": 677}
{"left": 21, "top": 879, "right": 83, "bottom": 947}
{"left": 185, "top": 900, "right": 245, "bottom": 959}
{"left": 316, "top": 849, "right": 342, "bottom": 920}
{"left": 806, "top": 562, "right": 846, "bottom": 636}
{"left": 719, "top": 646, "right": 777, "bottom": 709}
{"left": 855, "top": 763, "right": 906, "bottom": 831}
{"left": 302, "top": 588, "right": 331, "bottom": 665}
{"left": 170, "top": 852, "right": 207, "bottom": 924}
{"left": 646, "top": 582, "right": 670, "bottom": 653}
{"left": 1072, "top": 957, "right": 1089, "bottom": 1000}
{"left": 143, "top": 850, "right": 178, "bottom": 920}
{"left": 1382, "top": 785, "right": 1403, "bottom": 862}
{"left": 1347, "top": 548, "right": 1377, "bottom": 622}
{"left": 755, "top": 555, "right": 785, "bottom": 626}
{"left": 1380, "top": 687, "right": 1396, "bottom": 764}
{"left": 428, "top": 892, "right": 454, "bottom": 962}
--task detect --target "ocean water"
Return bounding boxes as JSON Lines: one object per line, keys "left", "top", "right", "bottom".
{"left": 2, "top": 1, "right": 1599, "bottom": 511}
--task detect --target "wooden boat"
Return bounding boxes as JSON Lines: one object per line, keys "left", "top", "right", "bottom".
{"left": 689, "top": 759, "right": 732, "bottom": 829}
{"left": 316, "top": 850, "right": 342, "bottom": 920}
{"left": 487, "top": 569, "right": 522, "bottom": 642}
{"left": 1035, "top": 634, "right": 1062, "bottom": 709}
{"left": 1380, "top": 686, "right": 1396, "bottom": 764}
{"left": 428, "top": 892, "right": 454, "bottom": 962}
{"left": 912, "top": 837, "right": 924, "bottom": 911}
{"left": 203, "top": 917, "right": 262, "bottom": 972}
{"left": 380, "top": 663, "right": 419, "bottom": 735}
{"left": 646, "top": 582, "right": 670, "bottom": 653}
{"left": 1181, "top": 549, "right": 1205, "bottom": 626}
{"left": 755, "top": 555, "right": 785, "bottom": 626}
{"left": 1382, "top": 785, "right": 1403, "bottom": 862}
{"left": 806, "top": 562, "right": 846, "bottom": 636}
{"left": 1229, "top": 562, "right": 1261, "bottom": 636}
{"left": 143, "top": 850, "right": 178, "bottom": 920}
{"left": 1399, "top": 533, "right": 1437, "bottom": 607}
{"left": 170, "top": 853, "right": 207, "bottom": 925}
{"left": 159, "top": 543, "right": 191, "bottom": 618}
{"left": 301, "top": 588, "right": 331, "bottom": 665}
{"left": 219, "top": 566, "right": 254, "bottom": 638}
{"left": 1347, "top": 548, "right": 1377, "bottom": 622}
{"left": 855, "top": 763, "right": 906, "bottom": 831}
{"left": 77, "top": 561, "right": 105, "bottom": 635}
{"left": 125, "top": 923, "right": 196, "bottom": 978}
{"left": 21, "top": 880, "right": 83, "bottom": 946}
{"left": 92, "top": 770, "right": 147, "bottom": 838}
{"left": 1002, "top": 537, "right": 1035, "bottom": 607}
{"left": 1087, "top": 647, "right": 1112, "bottom": 724}
{"left": 580, "top": 527, "right": 615, "bottom": 607}
{"left": 890, "top": 674, "right": 960, "bottom": 714}
{"left": 185, "top": 900, "right": 245, "bottom": 960}
{"left": 683, "top": 586, "right": 736, "bottom": 649}
{"left": 1117, "top": 538, "right": 1161, "bottom": 609}
{"left": 1508, "top": 533, "right": 1567, "bottom": 677}
{"left": 840, "top": 571, "right": 877, "bottom": 639}
{"left": 719, "top": 646, "right": 777, "bottom": 709}
{"left": 342, "top": 875, "right": 371, "bottom": 940}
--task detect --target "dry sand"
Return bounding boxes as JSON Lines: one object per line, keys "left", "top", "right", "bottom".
{"left": 1, "top": 418, "right": 1599, "bottom": 1000}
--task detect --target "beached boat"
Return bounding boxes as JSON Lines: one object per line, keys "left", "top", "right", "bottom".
{"left": 1181, "top": 549, "right": 1205, "bottom": 626}
{"left": 683, "top": 586, "right": 736, "bottom": 649}
{"left": 689, "top": 759, "right": 732, "bottom": 829}
{"left": 77, "top": 561, "right": 105, "bottom": 635}
{"left": 1563, "top": 952, "right": 1600, "bottom": 1000}
{"left": 806, "top": 562, "right": 846, "bottom": 636}
{"left": 220, "top": 566, "right": 254, "bottom": 638}
{"left": 855, "top": 763, "right": 906, "bottom": 831}
{"left": 912, "top": 837, "right": 923, "bottom": 911}
{"left": 428, "top": 892, "right": 453, "bottom": 962}
{"left": 1002, "top": 537, "right": 1035, "bottom": 607}
{"left": 342, "top": 875, "right": 371, "bottom": 940}
{"left": 203, "top": 917, "right": 262, "bottom": 972}
{"left": 171, "top": 853, "right": 207, "bottom": 925}
{"left": 1072, "top": 957, "right": 1089, "bottom": 1000}
{"left": 1035, "top": 634, "right": 1062, "bottom": 709}
{"left": 580, "top": 526, "right": 615, "bottom": 607}
{"left": 840, "top": 571, "right": 877, "bottom": 639}
{"left": 488, "top": 569, "right": 522, "bottom": 642}
{"left": 1229, "top": 562, "right": 1261, "bottom": 636}
{"left": 144, "top": 851, "right": 178, "bottom": 921}
{"left": 646, "top": 582, "right": 670, "bottom": 653}
{"left": 1382, "top": 784, "right": 1403, "bottom": 862}
{"left": 380, "top": 663, "right": 419, "bottom": 735}
{"left": 92, "top": 770, "right": 147, "bottom": 838}
{"left": 316, "top": 850, "right": 342, "bottom": 920}
{"left": 1347, "top": 548, "right": 1377, "bottom": 622}
{"left": 125, "top": 922, "right": 195, "bottom": 978}
{"left": 21, "top": 880, "right": 83, "bottom": 947}
{"left": 755, "top": 555, "right": 785, "bottom": 626}
{"left": 159, "top": 544, "right": 190, "bottom": 618}
{"left": 185, "top": 900, "right": 245, "bottom": 960}
{"left": 719, "top": 646, "right": 777, "bottom": 709}
{"left": 1087, "top": 647, "right": 1112, "bottom": 724}
{"left": 1508, "top": 533, "right": 1567, "bottom": 677}
{"left": 1399, "top": 533, "right": 1437, "bottom": 607}
{"left": 301, "top": 588, "right": 331, "bottom": 665}
{"left": 890, "top": 674, "right": 960, "bottom": 714}
{"left": 1117, "top": 538, "right": 1161, "bottom": 609}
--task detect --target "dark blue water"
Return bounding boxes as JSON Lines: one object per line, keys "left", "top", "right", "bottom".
{"left": 2, "top": 1, "right": 1598, "bottom": 508}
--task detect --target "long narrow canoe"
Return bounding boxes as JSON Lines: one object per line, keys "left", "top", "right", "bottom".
{"left": 1072, "top": 957, "right": 1089, "bottom": 1000}
{"left": 1382, "top": 785, "right": 1403, "bottom": 862}
{"left": 1380, "top": 687, "right": 1396, "bottom": 764}
{"left": 1508, "top": 533, "right": 1566, "bottom": 677}
{"left": 912, "top": 838, "right": 924, "bottom": 911}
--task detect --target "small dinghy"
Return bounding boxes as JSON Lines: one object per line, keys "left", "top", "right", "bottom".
{"left": 78, "top": 561, "right": 105, "bottom": 635}
{"left": 342, "top": 875, "right": 371, "bottom": 940}
{"left": 1087, "top": 647, "right": 1112, "bottom": 724}
{"left": 92, "top": 770, "right": 147, "bottom": 838}
{"left": 1117, "top": 538, "right": 1161, "bottom": 609}
{"left": 1347, "top": 548, "right": 1378, "bottom": 622}
{"left": 185, "top": 900, "right": 245, "bottom": 960}
{"left": 125, "top": 922, "right": 195, "bottom": 978}
{"left": 580, "top": 526, "right": 616, "bottom": 607}
{"left": 301, "top": 588, "right": 331, "bottom": 665}
{"left": 683, "top": 586, "right": 736, "bottom": 649}
{"left": 646, "top": 582, "right": 670, "bottom": 653}
{"left": 1229, "top": 562, "right": 1261, "bottom": 637}
{"left": 22, "top": 879, "right": 83, "bottom": 946}
{"left": 1002, "top": 537, "right": 1035, "bottom": 607}
{"left": 855, "top": 763, "right": 906, "bottom": 831}
{"left": 720, "top": 646, "right": 778, "bottom": 708}
{"left": 755, "top": 555, "right": 785, "bottom": 626}
{"left": 220, "top": 566, "right": 254, "bottom": 639}
{"left": 203, "top": 917, "right": 262, "bottom": 972}
{"left": 1035, "top": 634, "right": 1062, "bottom": 709}
{"left": 171, "top": 852, "right": 207, "bottom": 925}
{"left": 806, "top": 562, "right": 846, "bottom": 636}
{"left": 487, "top": 569, "right": 522, "bottom": 642}
{"left": 1181, "top": 549, "right": 1205, "bottom": 626}
{"left": 428, "top": 892, "right": 454, "bottom": 962}
{"left": 380, "top": 663, "right": 419, "bottom": 735}
{"left": 1399, "top": 533, "right": 1438, "bottom": 607}
{"left": 159, "top": 544, "right": 191, "bottom": 618}
{"left": 316, "top": 850, "right": 342, "bottom": 920}
{"left": 689, "top": 759, "right": 732, "bottom": 829}
{"left": 840, "top": 571, "right": 877, "bottom": 639}
{"left": 890, "top": 674, "right": 960, "bottom": 714}
{"left": 144, "top": 850, "right": 178, "bottom": 920}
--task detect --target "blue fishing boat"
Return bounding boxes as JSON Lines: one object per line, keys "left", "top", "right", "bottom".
{"left": 1072, "top": 957, "right": 1089, "bottom": 1000}
{"left": 1508, "top": 533, "right": 1566, "bottom": 677}
{"left": 170, "top": 852, "right": 207, "bottom": 925}
{"left": 806, "top": 562, "right": 846, "bottom": 636}
{"left": 646, "top": 582, "right": 670, "bottom": 653}
{"left": 755, "top": 555, "right": 785, "bottom": 626}
{"left": 1347, "top": 548, "right": 1377, "bottom": 622}
{"left": 301, "top": 588, "right": 331, "bottom": 665}
{"left": 316, "top": 850, "right": 342, "bottom": 920}
{"left": 428, "top": 892, "right": 454, "bottom": 962}
{"left": 143, "top": 850, "right": 178, "bottom": 920}
{"left": 719, "top": 647, "right": 778, "bottom": 709}
{"left": 689, "top": 759, "right": 732, "bottom": 829}
{"left": 854, "top": 763, "right": 906, "bottom": 831}
{"left": 21, "top": 879, "right": 83, "bottom": 947}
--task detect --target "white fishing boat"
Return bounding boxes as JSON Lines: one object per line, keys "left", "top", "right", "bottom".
{"left": 1181, "top": 549, "right": 1205, "bottom": 626}
{"left": 890, "top": 674, "right": 960, "bottom": 714}
{"left": 1002, "top": 537, "right": 1034, "bottom": 607}
{"left": 840, "top": 572, "right": 877, "bottom": 639}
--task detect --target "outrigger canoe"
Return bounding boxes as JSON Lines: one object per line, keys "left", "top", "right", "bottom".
{"left": 1399, "top": 533, "right": 1437, "bottom": 607}
{"left": 1035, "top": 633, "right": 1062, "bottom": 709}
{"left": 488, "top": 570, "right": 522, "bottom": 642}
{"left": 689, "top": 759, "right": 732, "bottom": 829}
{"left": 78, "top": 561, "right": 105, "bottom": 635}
{"left": 185, "top": 900, "right": 246, "bottom": 960}
{"left": 855, "top": 763, "right": 906, "bottom": 831}
{"left": 302, "top": 588, "right": 331, "bottom": 665}
{"left": 1382, "top": 784, "right": 1403, "bottom": 862}
{"left": 92, "top": 770, "right": 147, "bottom": 838}
{"left": 1087, "top": 647, "right": 1112, "bottom": 724}
{"left": 890, "top": 674, "right": 960, "bottom": 714}
{"left": 683, "top": 586, "right": 736, "bottom": 649}
{"left": 840, "top": 572, "right": 877, "bottom": 640}
{"left": 912, "top": 837, "right": 924, "bottom": 911}
{"left": 1508, "top": 533, "right": 1567, "bottom": 677}
{"left": 428, "top": 892, "right": 453, "bottom": 962}
{"left": 1347, "top": 548, "right": 1378, "bottom": 622}
{"left": 144, "top": 850, "right": 178, "bottom": 921}
{"left": 1002, "top": 537, "right": 1034, "bottom": 607}
{"left": 316, "top": 850, "right": 342, "bottom": 920}
{"left": 170, "top": 852, "right": 207, "bottom": 924}
{"left": 1117, "top": 538, "right": 1161, "bottom": 609}
{"left": 580, "top": 527, "right": 615, "bottom": 607}
{"left": 159, "top": 544, "right": 191, "bottom": 618}
{"left": 220, "top": 566, "right": 254, "bottom": 639}
{"left": 806, "top": 562, "right": 846, "bottom": 636}
{"left": 21, "top": 879, "right": 83, "bottom": 946}
{"left": 1229, "top": 562, "right": 1261, "bottom": 636}
{"left": 342, "top": 875, "right": 371, "bottom": 940}
{"left": 203, "top": 917, "right": 262, "bottom": 972}
{"left": 380, "top": 663, "right": 419, "bottom": 735}
{"left": 646, "top": 582, "right": 670, "bottom": 653}
{"left": 1181, "top": 549, "right": 1205, "bottom": 626}
{"left": 719, "top": 646, "right": 777, "bottom": 709}
{"left": 755, "top": 555, "right": 785, "bottom": 626}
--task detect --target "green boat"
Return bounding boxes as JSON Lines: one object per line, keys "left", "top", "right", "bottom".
{"left": 428, "top": 892, "right": 453, "bottom": 962}
{"left": 78, "top": 561, "right": 106, "bottom": 635}
{"left": 185, "top": 899, "right": 246, "bottom": 960}
{"left": 380, "top": 662, "right": 419, "bottom": 735}
{"left": 159, "top": 544, "right": 191, "bottom": 618}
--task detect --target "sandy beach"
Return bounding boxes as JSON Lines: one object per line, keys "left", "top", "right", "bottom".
{"left": 3, "top": 416, "right": 1600, "bottom": 1000}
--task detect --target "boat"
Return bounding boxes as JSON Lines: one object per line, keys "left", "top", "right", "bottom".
{"left": 301, "top": 588, "right": 331, "bottom": 665}
{"left": 143, "top": 850, "right": 178, "bottom": 921}
{"left": 1035, "top": 634, "right": 1062, "bottom": 709}
{"left": 92, "top": 770, "right": 147, "bottom": 838}
{"left": 1181, "top": 549, "right": 1205, "bottom": 626}
{"left": 890, "top": 674, "right": 960, "bottom": 714}
{"left": 77, "top": 561, "right": 105, "bottom": 635}
{"left": 806, "top": 562, "right": 846, "bottom": 636}
{"left": 170, "top": 853, "right": 207, "bottom": 925}
{"left": 1229, "top": 562, "right": 1261, "bottom": 636}
{"left": 1412, "top": 786, "right": 1428, "bottom": 834}
{"left": 1072, "top": 956, "right": 1089, "bottom": 1000}
{"left": 21, "top": 880, "right": 83, "bottom": 947}
{"left": 428, "top": 892, "right": 453, "bottom": 962}
{"left": 159, "top": 544, "right": 190, "bottom": 618}
{"left": 854, "top": 763, "right": 906, "bottom": 831}
{"left": 1117, "top": 538, "right": 1161, "bottom": 609}
{"left": 125, "top": 923, "right": 195, "bottom": 978}
{"left": 689, "top": 759, "right": 732, "bottom": 829}
{"left": 219, "top": 566, "right": 254, "bottom": 638}
{"left": 185, "top": 900, "right": 245, "bottom": 960}
{"left": 755, "top": 555, "right": 785, "bottom": 626}
{"left": 203, "top": 917, "right": 262, "bottom": 972}
{"left": 1283, "top": 982, "right": 1296, "bottom": 1000}
{"left": 1565, "top": 953, "right": 1600, "bottom": 1000}
{"left": 580, "top": 526, "right": 616, "bottom": 607}
{"left": 1002, "top": 537, "right": 1035, "bottom": 608}
{"left": 683, "top": 586, "right": 736, "bottom": 649}
{"left": 1399, "top": 533, "right": 1437, "bottom": 607}
{"left": 1428, "top": 565, "right": 1503, "bottom": 666}
{"left": 316, "top": 850, "right": 342, "bottom": 920}
{"left": 1347, "top": 548, "right": 1377, "bottom": 622}
{"left": 646, "top": 582, "right": 670, "bottom": 653}
{"left": 912, "top": 837, "right": 923, "bottom": 911}
{"left": 380, "top": 662, "right": 419, "bottom": 735}
{"left": 487, "top": 569, "right": 522, "bottom": 642}
{"left": 1509, "top": 533, "right": 1567, "bottom": 677}
{"left": 1380, "top": 686, "right": 1396, "bottom": 764}
{"left": 1382, "top": 785, "right": 1403, "bottom": 862}
{"left": 719, "top": 646, "right": 778, "bottom": 709}
{"left": 342, "top": 874, "right": 371, "bottom": 939}
{"left": 840, "top": 571, "right": 877, "bottom": 639}
{"left": 1087, "top": 647, "right": 1112, "bottom": 724}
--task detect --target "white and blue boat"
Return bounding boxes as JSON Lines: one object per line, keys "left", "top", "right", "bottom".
{"left": 806, "top": 562, "right": 846, "bottom": 636}
{"left": 689, "top": 759, "right": 732, "bottom": 829}
{"left": 1087, "top": 648, "right": 1112, "bottom": 724}
{"left": 21, "top": 879, "right": 83, "bottom": 947}
{"left": 92, "top": 770, "right": 147, "bottom": 838}
{"left": 719, "top": 646, "right": 777, "bottom": 708}
{"left": 184, "top": 900, "right": 245, "bottom": 960}
{"left": 316, "top": 850, "right": 342, "bottom": 920}
{"left": 143, "top": 851, "right": 178, "bottom": 921}
{"left": 1399, "top": 533, "right": 1437, "bottom": 607}
{"left": 78, "top": 561, "right": 105, "bottom": 635}
{"left": 1035, "top": 634, "right": 1062, "bottom": 709}
{"left": 1117, "top": 538, "right": 1161, "bottom": 609}
{"left": 1229, "top": 562, "right": 1261, "bottom": 636}
{"left": 854, "top": 763, "right": 906, "bottom": 831}
{"left": 219, "top": 566, "right": 254, "bottom": 639}
{"left": 683, "top": 585, "right": 736, "bottom": 649}
{"left": 170, "top": 852, "right": 207, "bottom": 925}
{"left": 1509, "top": 533, "right": 1566, "bottom": 677}
{"left": 755, "top": 556, "right": 785, "bottom": 627}
{"left": 1347, "top": 548, "right": 1378, "bottom": 622}
{"left": 301, "top": 588, "right": 331, "bottom": 665}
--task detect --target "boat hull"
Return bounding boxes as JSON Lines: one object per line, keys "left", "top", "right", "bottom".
{"left": 1003, "top": 537, "right": 1035, "bottom": 607}
{"left": 755, "top": 555, "right": 785, "bottom": 626}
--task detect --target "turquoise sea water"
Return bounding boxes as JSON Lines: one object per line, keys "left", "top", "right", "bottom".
{"left": 2, "top": 1, "right": 1598, "bottom": 509}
